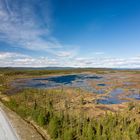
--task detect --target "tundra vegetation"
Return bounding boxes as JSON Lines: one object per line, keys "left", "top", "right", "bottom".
{"left": 0, "top": 68, "right": 140, "bottom": 140}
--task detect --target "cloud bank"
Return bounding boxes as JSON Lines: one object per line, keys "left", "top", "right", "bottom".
{"left": 0, "top": 52, "right": 140, "bottom": 68}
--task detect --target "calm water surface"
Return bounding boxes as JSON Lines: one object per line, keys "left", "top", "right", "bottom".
{"left": 12, "top": 74, "right": 139, "bottom": 104}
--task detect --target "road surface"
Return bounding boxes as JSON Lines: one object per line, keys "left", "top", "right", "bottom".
{"left": 0, "top": 108, "right": 19, "bottom": 140}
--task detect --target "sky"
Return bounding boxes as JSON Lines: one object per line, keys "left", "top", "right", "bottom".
{"left": 0, "top": 0, "right": 140, "bottom": 68}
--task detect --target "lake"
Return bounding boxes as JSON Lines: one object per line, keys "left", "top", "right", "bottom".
{"left": 12, "top": 74, "right": 139, "bottom": 104}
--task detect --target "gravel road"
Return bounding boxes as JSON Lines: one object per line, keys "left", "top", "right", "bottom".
{"left": 0, "top": 108, "right": 19, "bottom": 140}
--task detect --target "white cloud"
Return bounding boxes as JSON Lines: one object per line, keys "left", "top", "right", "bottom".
{"left": 0, "top": 52, "right": 140, "bottom": 68}
{"left": 0, "top": 52, "right": 62, "bottom": 67}
{"left": 0, "top": 1, "right": 54, "bottom": 51}
{"left": 54, "top": 49, "right": 78, "bottom": 58}
{"left": 94, "top": 52, "right": 105, "bottom": 55}
{"left": 0, "top": 0, "right": 77, "bottom": 57}
{"left": 71, "top": 56, "right": 140, "bottom": 68}
{"left": 0, "top": 52, "right": 28, "bottom": 59}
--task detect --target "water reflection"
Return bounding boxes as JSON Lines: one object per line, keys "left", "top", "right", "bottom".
{"left": 12, "top": 74, "right": 138, "bottom": 104}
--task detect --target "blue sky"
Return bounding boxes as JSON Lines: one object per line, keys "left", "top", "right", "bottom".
{"left": 0, "top": 0, "right": 140, "bottom": 68}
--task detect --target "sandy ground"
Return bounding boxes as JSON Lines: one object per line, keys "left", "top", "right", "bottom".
{"left": 0, "top": 102, "right": 50, "bottom": 140}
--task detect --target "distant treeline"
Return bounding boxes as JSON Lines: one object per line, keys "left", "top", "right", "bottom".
{"left": 0, "top": 67, "right": 113, "bottom": 76}
{"left": 0, "top": 67, "right": 140, "bottom": 77}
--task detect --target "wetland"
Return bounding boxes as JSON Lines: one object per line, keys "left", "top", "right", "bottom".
{"left": 1, "top": 68, "right": 140, "bottom": 140}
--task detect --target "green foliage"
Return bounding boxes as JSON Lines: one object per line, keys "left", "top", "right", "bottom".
{"left": 128, "top": 102, "right": 135, "bottom": 111}
{"left": 48, "top": 116, "right": 60, "bottom": 139}
{"left": 4, "top": 88, "right": 140, "bottom": 140}
{"left": 63, "top": 128, "right": 75, "bottom": 140}
{"left": 37, "top": 112, "right": 46, "bottom": 126}
{"left": 80, "top": 97, "right": 85, "bottom": 105}
{"left": 8, "top": 98, "right": 18, "bottom": 108}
